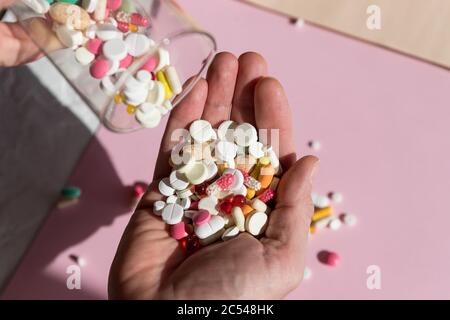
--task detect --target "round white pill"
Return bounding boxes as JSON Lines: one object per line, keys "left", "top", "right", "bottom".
{"left": 136, "top": 108, "right": 162, "bottom": 128}
{"left": 234, "top": 123, "right": 257, "bottom": 147}
{"left": 308, "top": 140, "right": 321, "bottom": 151}
{"left": 189, "top": 120, "right": 213, "bottom": 143}
{"left": 161, "top": 203, "right": 184, "bottom": 225}
{"left": 136, "top": 70, "right": 153, "bottom": 84}
{"left": 217, "top": 120, "right": 236, "bottom": 142}
{"left": 314, "top": 195, "right": 330, "bottom": 208}
{"left": 222, "top": 226, "right": 240, "bottom": 241}
{"left": 328, "top": 218, "right": 342, "bottom": 231}
{"left": 96, "top": 24, "right": 122, "bottom": 41}
{"left": 215, "top": 140, "right": 237, "bottom": 162}
{"left": 75, "top": 47, "right": 95, "bottom": 65}
{"left": 341, "top": 213, "right": 357, "bottom": 226}
{"left": 185, "top": 161, "right": 208, "bottom": 185}
{"left": 198, "top": 196, "right": 218, "bottom": 215}
{"left": 158, "top": 178, "right": 174, "bottom": 196}
{"left": 249, "top": 141, "right": 265, "bottom": 159}
{"left": 153, "top": 200, "right": 165, "bottom": 216}
{"left": 166, "top": 195, "right": 177, "bottom": 204}
{"left": 245, "top": 211, "right": 268, "bottom": 236}
{"left": 103, "top": 39, "right": 128, "bottom": 61}
{"left": 125, "top": 33, "right": 153, "bottom": 57}
{"left": 234, "top": 184, "right": 247, "bottom": 197}
{"left": 329, "top": 192, "right": 343, "bottom": 203}
{"left": 169, "top": 170, "right": 190, "bottom": 191}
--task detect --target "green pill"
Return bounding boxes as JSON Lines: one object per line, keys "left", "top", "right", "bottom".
{"left": 56, "top": 0, "right": 79, "bottom": 4}
{"left": 61, "top": 186, "right": 82, "bottom": 198}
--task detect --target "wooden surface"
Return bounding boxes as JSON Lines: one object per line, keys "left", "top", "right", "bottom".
{"left": 245, "top": 0, "right": 450, "bottom": 69}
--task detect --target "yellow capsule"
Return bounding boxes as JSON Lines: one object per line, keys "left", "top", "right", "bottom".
{"left": 246, "top": 188, "right": 256, "bottom": 200}
{"left": 128, "top": 23, "right": 138, "bottom": 32}
{"left": 114, "top": 94, "right": 123, "bottom": 104}
{"left": 156, "top": 71, "right": 173, "bottom": 100}
{"left": 312, "top": 206, "right": 333, "bottom": 222}
{"left": 250, "top": 162, "right": 262, "bottom": 179}
{"left": 309, "top": 225, "right": 316, "bottom": 234}
{"left": 126, "top": 104, "right": 136, "bottom": 114}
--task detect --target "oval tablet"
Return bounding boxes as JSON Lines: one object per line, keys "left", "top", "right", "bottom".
{"left": 75, "top": 46, "right": 95, "bottom": 65}
{"left": 125, "top": 33, "right": 153, "bottom": 57}
{"left": 245, "top": 211, "right": 268, "bottom": 236}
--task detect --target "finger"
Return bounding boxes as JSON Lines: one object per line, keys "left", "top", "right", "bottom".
{"left": 201, "top": 52, "right": 238, "bottom": 127}
{"left": 153, "top": 78, "right": 208, "bottom": 180}
{"left": 0, "top": 0, "right": 16, "bottom": 7}
{"left": 231, "top": 52, "right": 267, "bottom": 124}
{"left": 0, "top": 22, "right": 42, "bottom": 67}
{"left": 254, "top": 77, "right": 296, "bottom": 169}
{"left": 263, "top": 155, "right": 319, "bottom": 249}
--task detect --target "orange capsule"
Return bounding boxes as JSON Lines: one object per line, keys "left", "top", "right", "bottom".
{"left": 258, "top": 164, "right": 275, "bottom": 189}
{"left": 128, "top": 23, "right": 138, "bottom": 32}
{"left": 241, "top": 204, "right": 254, "bottom": 216}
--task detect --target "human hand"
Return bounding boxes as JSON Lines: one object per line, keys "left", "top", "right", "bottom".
{"left": 108, "top": 52, "right": 319, "bottom": 299}
{"left": 0, "top": 0, "right": 42, "bottom": 66}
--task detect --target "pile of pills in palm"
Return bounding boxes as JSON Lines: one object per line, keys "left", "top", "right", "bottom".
{"left": 24, "top": 0, "right": 181, "bottom": 128}
{"left": 153, "top": 120, "right": 282, "bottom": 249}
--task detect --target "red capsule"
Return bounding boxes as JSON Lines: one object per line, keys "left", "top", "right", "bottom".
{"left": 195, "top": 182, "right": 208, "bottom": 196}
{"left": 189, "top": 200, "right": 199, "bottom": 210}
{"left": 131, "top": 13, "right": 149, "bottom": 27}
{"left": 219, "top": 201, "right": 233, "bottom": 215}
{"left": 180, "top": 234, "right": 201, "bottom": 253}
{"left": 117, "top": 21, "right": 129, "bottom": 33}
{"left": 232, "top": 194, "right": 246, "bottom": 207}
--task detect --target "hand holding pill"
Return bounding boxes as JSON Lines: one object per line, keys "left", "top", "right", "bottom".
{"left": 109, "top": 52, "right": 319, "bottom": 300}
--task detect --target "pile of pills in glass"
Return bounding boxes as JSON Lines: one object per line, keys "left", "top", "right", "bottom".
{"left": 23, "top": 0, "right": 182, "bottom": 128}
{"left": 153, "top": 120, "right": 282, "bottom": 249}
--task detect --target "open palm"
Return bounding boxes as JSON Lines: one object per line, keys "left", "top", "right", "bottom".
{"left": 108, "top": 52, "right": 318, "bottom": 299}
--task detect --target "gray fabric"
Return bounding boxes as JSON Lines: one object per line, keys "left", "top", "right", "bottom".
{"left": 0, "top": 65, "right": 93, "bottom": 293}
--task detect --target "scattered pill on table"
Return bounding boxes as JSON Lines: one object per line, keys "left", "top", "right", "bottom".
{"left": 303, "top": 266, "right": 312, "bottom": 280}
{"left": 340, "top": 213, "right": 357, "bottom": 226}
{"left": 328, "top": 191, "right": 343, "bottom": 203}
{"left": 308, "top": 140, "right": 321, "bottom": 151}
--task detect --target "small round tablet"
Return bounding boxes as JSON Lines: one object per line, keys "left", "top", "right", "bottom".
{"left": 189, "top": 120, "right": 213, "bottom": 143}
{"left": 185, "top": 161, "right": 208, "bottom": 185}
{"left": 161, "top": 203, "right": 184, "bottom": 225}
{"left": 217, "top": 120, "right": 236, "bottom": 142}
{"left": 234, "top": 123, "right": 257, "bottom": 147}
{"left": 249, "top": 141, "right": 265, "bottom": 159}
{"left": 103, "top": 38, "right": 128, "bottom": 61}
{"left": 153, "top": 200, "right": 165, "bottom": 216}
{"left": 215, "top": 140, "right": 237, "bottom": 162}
{"left": 158, "top": 178, "right": 174, "bottom": 196}
{"left": 125, "top": 33, "right": 153, "bottom": 57}
{"left": 169, "top": 170, "right": 190, "bottom": 191}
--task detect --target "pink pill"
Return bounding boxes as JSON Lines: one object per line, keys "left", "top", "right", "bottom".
{"left": 107, "top": 0, "right": 122, "bottom": 11}
{"left": 139, "top": 56, "right": 158, "bottom": 73}
{"left": 320, "top": 251, "right": 340, "bottom": 266}
{"left": 90, "top": 58, "right": 110, "bottom": 79}
{"left": 192, "top": 210, "right": 211, "bottom": 226}
{"left": 119, "top": 54, "right": 133, "bottom": 68}
{"left": 170, "top": 222, "right": 187, "bottom": 240}
{"left": 133, "top": 182, "right": 147, "bottom": 197}
{"left": 104, "top": 8, "right": 110, "bottom": 18}
{"left": 86, "top": 38, "right": 103, "bottom": 55}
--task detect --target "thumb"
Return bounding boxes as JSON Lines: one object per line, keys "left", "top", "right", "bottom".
{"left": 263, "top": 155, "right": 319, "bottom": 248}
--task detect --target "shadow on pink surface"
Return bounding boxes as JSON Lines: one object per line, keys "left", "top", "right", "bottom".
{"left": 2, "top": 137, "right": 133, "bottom": 299}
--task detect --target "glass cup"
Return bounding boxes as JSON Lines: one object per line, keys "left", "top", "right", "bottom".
{"left": 10, "top": 0, "right": 217, "bottom": 133}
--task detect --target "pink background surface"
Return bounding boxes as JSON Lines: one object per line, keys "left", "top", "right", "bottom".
{"left": 3, "top": 0, "right": 450, "bottom": 299}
